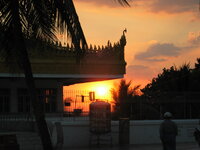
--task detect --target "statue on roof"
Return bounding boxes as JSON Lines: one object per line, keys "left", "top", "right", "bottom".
{"left": 120, "top": 28, "right": 127, "bottom": 47}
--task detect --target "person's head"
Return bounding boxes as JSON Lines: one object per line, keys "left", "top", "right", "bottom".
{"left": 163, "top": 112, "right": 172, "bottom": 119}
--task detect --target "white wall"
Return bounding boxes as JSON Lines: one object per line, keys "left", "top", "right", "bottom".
{"left": 130, "top": 120, "right": 199, "bottom": 144}
{"left": 51, "top": 119, "right": 199, "bottom": 148}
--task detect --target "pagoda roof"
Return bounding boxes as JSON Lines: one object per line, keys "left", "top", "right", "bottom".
{"left": 0, "top": 34, "right": 127, "bottom": 84}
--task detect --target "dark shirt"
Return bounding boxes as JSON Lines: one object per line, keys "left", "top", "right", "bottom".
{"left": 160, "top": 119, "right": 178, "bottom": 140}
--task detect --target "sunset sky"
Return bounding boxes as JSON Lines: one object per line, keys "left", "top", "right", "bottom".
{"left": 65, "top": 0, "right": 200, "bottom": 95}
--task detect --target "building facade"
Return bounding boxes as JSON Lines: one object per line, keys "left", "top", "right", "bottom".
{"left": 0, "top": 34, "right": 126, "bottom": 115}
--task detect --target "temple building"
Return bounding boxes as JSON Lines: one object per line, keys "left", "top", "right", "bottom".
{"left": 0, "top": 34, "right": 126, "bottom": 115}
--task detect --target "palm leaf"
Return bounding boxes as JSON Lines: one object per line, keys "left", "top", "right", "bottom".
{"left": 53, "top": 0, "right": 87, "bottom": 49}
{"left": 29, "top": 0, "right": 56, "bottom": 40}
{"left": 116, "top": 0, "right": 130, "bottom": 6}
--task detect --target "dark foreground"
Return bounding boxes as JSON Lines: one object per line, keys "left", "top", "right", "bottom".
{"left": 65, "top": 143, "right": 199, "bottom": 150}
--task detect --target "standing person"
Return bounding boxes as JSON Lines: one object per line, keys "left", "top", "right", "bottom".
{"left": 160, "top": 112, "right": 178, "bottom": 150}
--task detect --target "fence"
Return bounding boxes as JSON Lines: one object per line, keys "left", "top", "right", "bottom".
{"left": 121, "top": 92, "right": 200, "bottom": 120}
{"left": 63, "top": 90, "right": 93, "bottom": 113}
{"left": 63, "top": 90, "right": 95, "bottom": 121}
{"left": 2, "top": 91, "right": 199, "bottom": 123}
{"left": 62, "top": 89, "right": 115, "bottom": 121}
{"left": 0, "top": 113, "right": 34, "bottom": 121}
{"left": 0, "top": 113, "right": 35, "bottom": 131}
{"left": 62, "top": 90, "right": 200, "bottom": 120}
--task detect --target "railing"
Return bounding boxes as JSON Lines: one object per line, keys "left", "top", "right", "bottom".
{"left": 114, "top": 92, "right": 200, "bottom": 120}
{"left": 0, "top": 113, "right": 34, "bottom": 121}
{"left": 0, "top": 113, "right": 35, "bottom": 131}
{"left": 62, "top": 112, "right": 89, "bottom": 121}
{"left": 64, "top": 90, "right": 94, "bottom": 115}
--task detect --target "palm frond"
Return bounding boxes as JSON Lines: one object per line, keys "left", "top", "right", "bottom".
{"left": 0, "top": 1, "right": 12, "bottom": 28}
{"left": 30, "top": 0, "right": 56, "bottom": 40}
{"left": 116, "top": 0, "right": 130, "bottom": 6}
{"left": 0, "top": 0, "right": 26, "bottom": 70}
{"left": 53, "top": 0, "right": 87, "bottom": 49}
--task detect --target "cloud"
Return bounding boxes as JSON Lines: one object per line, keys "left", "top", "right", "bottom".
{"left": 135, "top": 43, "right": 181, "bottom": 62}
{"left": 126, "top": 65, "right": 154, "bottom": 80}
{"left": 74, "top": 0, "right": 129, "bottom": 7}
{"left": 75, "top": 0, "right": 198, "bottom": 13}
{"left": 188, "top": 31, "right": 200, "bottom": 45}
{"left": 148, "top": 0, "right": 198, "bottom": 13}
{"left": 135, "top": 32, "right": 200, "bottom": 62}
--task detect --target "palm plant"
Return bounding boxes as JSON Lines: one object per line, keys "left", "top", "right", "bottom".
{"left": 0, "top": 1, "right": 87, "bottom": 150}
{"left": 0, "top": 0, "right": 130, "bottom": 149}
{"left": 111, "top": 79, "right": 140, "bottom": 118}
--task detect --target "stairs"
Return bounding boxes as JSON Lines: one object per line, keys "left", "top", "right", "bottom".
{"left": 16, "top": 132, "right": 42, "bottom": 150}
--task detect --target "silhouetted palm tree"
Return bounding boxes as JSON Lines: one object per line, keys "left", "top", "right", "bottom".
{"left": 111, "top": 79, "right": 140, "bottom": 117}
{"left": 0, "top": 0, "right": 130, "bottom": 150}
{"left": 0, "top": 0, "right": 88, "bottom": 150}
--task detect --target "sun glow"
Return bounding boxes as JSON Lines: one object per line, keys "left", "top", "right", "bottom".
{"left": 95, "top": 86, "right": 108, "bottom": 97}
{"left": 63, "top": 80, "right": 120, "bottom": 112}
{"left": 64, "top": 80, "right": 118, "bottom": 101}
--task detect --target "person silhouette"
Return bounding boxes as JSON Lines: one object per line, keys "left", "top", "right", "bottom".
{"left": 159, "top": 112, "right": 178, "bottom": 150}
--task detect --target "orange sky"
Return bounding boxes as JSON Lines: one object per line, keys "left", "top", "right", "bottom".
{"left": 64, "top": 0, "right": 200, "bottom": 98}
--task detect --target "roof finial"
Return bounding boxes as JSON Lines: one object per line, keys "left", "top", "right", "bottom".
{"left": 123, "top": 28, "right": 127, "bottom": 35}
{"left": 120, "top": 29, "right": 127, "bottom": 47}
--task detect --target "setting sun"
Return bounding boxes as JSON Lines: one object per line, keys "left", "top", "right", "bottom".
{"left": 96, "top": 86, "right": 107, "bottom": 97}
{"left": 63, "top": 80, "right": 118, "bottom": 101}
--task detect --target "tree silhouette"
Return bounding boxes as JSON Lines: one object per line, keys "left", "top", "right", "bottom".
{"left": 141, "top": 59, "right": 200, "bottom": 119}
{"left": 0, "top": 0, "right": 88, "bottom": 149}
{"left": 111, "top": 79, "right": 140, "bottom": 118}
{"left": 142, "top": 63, "right": 191, "bottom": 100}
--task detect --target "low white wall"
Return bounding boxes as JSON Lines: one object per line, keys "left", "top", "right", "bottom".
{"left": 51, "top": 119, "right": 199, "bottom": 148}
{"left": 130, "top": 120, "right": 199, "bottom": 144}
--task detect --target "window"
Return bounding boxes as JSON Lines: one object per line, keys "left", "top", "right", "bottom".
{"left": 37, "top": 89, "right": 57, "bottom": 113}
{"left": 0, "top": 89, "right": 10, "bottom": 113}
{"left": 18, "top": 89, "right": 30, "bottom": 113}
{"left": 17, "top": 88, "right": 57, "bottom": 113}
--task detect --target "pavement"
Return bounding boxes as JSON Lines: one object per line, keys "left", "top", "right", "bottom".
{"left": 65, "top": 143, "right": 199, "bottom": 150}
{"left": 1, "top": 131, "right": 199, "bottom": 150}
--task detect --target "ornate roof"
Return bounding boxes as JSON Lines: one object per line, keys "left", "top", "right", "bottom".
{"left": 0, "top": 33, "right": 126, "bottom": 82}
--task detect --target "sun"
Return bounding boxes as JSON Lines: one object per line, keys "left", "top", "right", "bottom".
{"left": 64, "top": 80, "right": 115, "bottom": 101}
{"left": 96, "top": 87, "right": 107, "bottom": 96}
